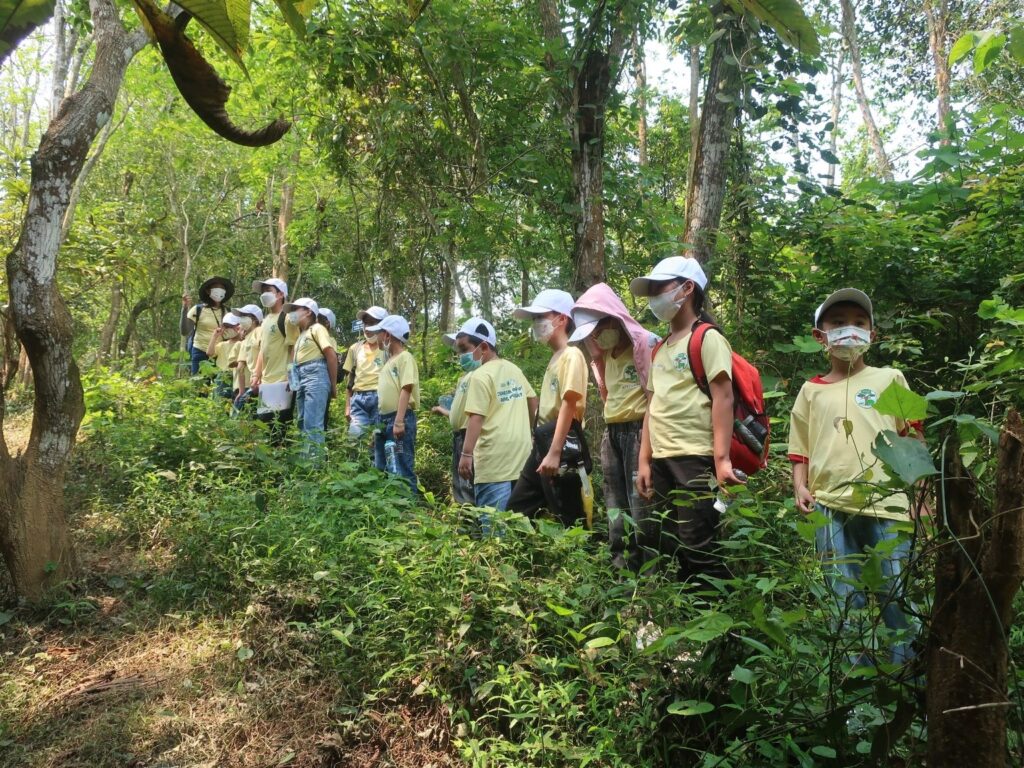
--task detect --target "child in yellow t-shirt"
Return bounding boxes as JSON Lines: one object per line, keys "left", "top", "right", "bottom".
{"left": 343, "top": 306, "right": 389, "bottom": 439}
{"left": 282, "top": 297, "right": 337, "bottom": 453}
{"left": 205, "top": 312, "right": 243, "bottom": 400}
{"left": 788, "top": 288, "right": 922, "bottom": 665}
{"left": 366, "top": 314, "right": 419, "bottom": 493}
{"left": 508, "top": 289, "right": 590, "bottom": 527}
{"left": 631, "top": 256, "right": 741, "bottom": 585}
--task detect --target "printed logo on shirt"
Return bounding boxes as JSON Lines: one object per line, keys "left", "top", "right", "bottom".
{"left": 390, "top": 365, "right": 400, "bottom": 379}
{"left": 621, "top": 363, "right": 639, "bottom": 385}
{"left": 854, "top": 388, "right": 878, "bottom": 409}
{"left": 457, "top": 378, "right": 470, "bottom": 394}
{"left": 497, "top": 378, "right": 525, "bottom": 403}
{"left": 549, "top": 375, "right": 559, "bottom": 393}
{"left": 673, "top": 352, "right": 689, "bottom": 371}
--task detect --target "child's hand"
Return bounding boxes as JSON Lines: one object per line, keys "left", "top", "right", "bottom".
{"left": 458, "top": 454, "right": 473, "bottom": 480}
{"left": 538, "top": 449, "right": 561, "bottom": 478}
{"left": 716, "top": 460, "right": 746, "bottom": 489}
{"left": 795, "top": 486, "right": 816, "bottom": 515}
{"left": 393, "top": 420, "right": 406, "bottom": 440}
{"left": 635, "top": 462, "right": 654, "bottom": 500}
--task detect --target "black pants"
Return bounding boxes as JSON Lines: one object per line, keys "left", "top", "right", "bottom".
{"left": 508, "top": 449, "right": 584, "bottom": 527}
{"left": 257, "top": 406, "right": 294, "bottom": 447}
{"left": 644, "top": 455, "right": 729, "bottom": 585}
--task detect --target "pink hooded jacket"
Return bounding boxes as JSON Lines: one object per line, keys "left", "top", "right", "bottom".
{"left": 571, "top": 283, "right": 660, "bottom": 402}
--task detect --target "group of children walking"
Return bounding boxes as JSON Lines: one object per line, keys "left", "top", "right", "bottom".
{"left": 181, "top": 256, "right": 923, "bottom": 665}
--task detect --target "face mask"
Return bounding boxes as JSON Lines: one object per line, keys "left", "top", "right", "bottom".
{"left": 380, "top": 335, "right": 392, "bottom": 359}
{"left": 458, "top": 348, "right": 481, "bottom": 372}
{"left": 260, "top": 291, "right": 277, "bottom": 308}
{"left": 595, "top": 328, "right": 620, "bottom": 351}
{"left": 364, "top": 331, "right": 377, "bottom": 343}
{"left": 222, "top": 328, "right": 237, "bottom": 340}
{"left": 532, "top": 318, "right": 555, "bottom": 343}
{"left": 239, "top": 317, "right": 254, "bottom": 330}
{"left": 209, "top": 287, "right": 226, "bottom": 303}
{"left": 648, "top": 288, "right": 684, "bottom": 323}
{"left": 826, "top": 325, "right": 871, "bottom": 362}
{"left": 287, "top": 311, "right": 301, "bottom": 325}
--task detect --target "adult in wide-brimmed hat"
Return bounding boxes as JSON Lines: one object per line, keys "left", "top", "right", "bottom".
{"left": 181, "top": 276, "right": 235, "bottom": 375}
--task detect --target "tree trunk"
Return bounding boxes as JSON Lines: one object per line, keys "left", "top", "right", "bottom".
{"left": 275, "top": 156, "right": 296, "bottom": 282}
{"left": 0, "top": 0, "right": 146, "bottom": 600}
{"left": 61, "top": 107, "right": 123, "bottom": 244}
{"left": 840, "top": 0, "right": 893, "bottom": 181}
{"left": 633, "top": 31, "right": 648, "bottom": 167}
{"left": 924, "top": 0, "right": 951, "bottom": 143}
{"left": 685, "top": 43, "right": 700, "bottom": 219}
{"left": 827, "top": 45, "right": 843, "bottom": 188}
{"left": 683, "top": 13, "right": 744, "bottom": 264}
{"left": 927, "top": 410, "right": 1024, "bottom": 766}
{"left": 98, "top": 280, "right": 122, "bottom": 363}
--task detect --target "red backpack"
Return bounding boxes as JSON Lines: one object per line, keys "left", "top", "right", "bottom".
{"left": 652, "top": 322, "right": 770, "bottom": 476}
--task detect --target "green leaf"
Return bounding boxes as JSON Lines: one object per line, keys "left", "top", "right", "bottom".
{"left": 585, "top": 635, "right": 616, "bottom": 649}
{"left": 682, "top": 612, "right": 734, "bottom": 643}
{"left": 141, "top": 0, "right": 250, "bottom": 72}
{"left": 973, "top": 32, "right": 1005, "bottom": 74}
{"left": 948, "top": 32, "right": 976, "bottom": 65}
{"left": 271, "top": 0, "right": 307, "bottom": 38}
{"left": 925, "top": 390, "right": 965, "bottom": 401}
{"left": 0, "top": 0, "right": 56, "bottom": 66}
{"left": 1008, "top": 25, "right": 1024, "bottom": 63}
{"left": 0, "top": 610, "right": 12, "bottom": 626}
{"left": 236, "top": 646, "right": 254, "bottom": 661}
{"left": 736, "top": 0, "right": 821, "bottom": 57}
{"left": 820, "top": 148, "right": 840, "bottom": 165}
{"left": 731, "top": 665, "right": 755, "bottom": 684}
{"left": 811, "top": 746, "right": 837, "bottom": 759}
{"left": 546, "top": 602, "right": 575, "bottom": 617}
{"left": 667, "top": 699, "right": 715, "bottom": 716}
{"left": 872, "top": 381, "right": 929, "bottom": 421}
{"left": 872, "top": 430, "right": 938, "bottom": 485}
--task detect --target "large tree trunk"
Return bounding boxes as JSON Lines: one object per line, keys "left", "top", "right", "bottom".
{"left": 685, "top": 43, "right": 700, "bottom": 219}
{"left": 924, "top": 0, "right": 951, "bottom": 143}
{"left": 840, "top": 0, "right": 893, "bottom": 181}
{"left": 0, "top": 0, "right": 146, "bottom": 600}
{"left": 683, "top": 12, "right": 744, "bottom": 264}
{"left": 98, "top": 280, "right": 123, "bottom": 363}
{"left": 275, "top": 156, "right": 297, "bottom": 282}
{"left": 927, "top": 410, "right": 1024, "bottom": 766}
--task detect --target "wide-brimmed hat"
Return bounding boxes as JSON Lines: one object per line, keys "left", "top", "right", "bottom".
{"left": 199, "top": 276, "right": 235, "bottom": 304}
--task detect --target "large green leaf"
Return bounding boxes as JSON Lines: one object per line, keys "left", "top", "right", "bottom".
{"left": 872, "top": 380, "right": 929, "bottom": 422}
{"left": 153, "top": 0, "right": 250, "bottom": 71}
{"left": 0, "top": 0, "right": 56, "bottom": 66}
{"left": 872, "top": 430, "right": 937, "bottom": 485}
{"left": 731, "top": 0, "right": 820, "bottom": 57}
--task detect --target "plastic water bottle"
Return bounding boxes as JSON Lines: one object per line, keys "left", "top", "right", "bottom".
{"left": 714, "top": 469, "right": 747, "bottom": 514}
{"left": 384, "top": 439, "right": 399, "bottom": 475}
{"left": 579, "top": 465, "right": 595, "bottom": 529}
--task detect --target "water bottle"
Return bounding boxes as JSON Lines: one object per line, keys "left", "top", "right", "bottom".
{"left": 743, "top": 414, "right": 769, "bottom": 444}
{"left": 578, "top": 465, "right": 594, "bottom": 529}
{"left": 714, "top": 469, "right": 747, "bottom": 514}
{"left": 384, "top": 439, "right": 399, "bottom": 475}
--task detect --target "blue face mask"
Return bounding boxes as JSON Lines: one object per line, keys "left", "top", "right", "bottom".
{"left": 458, "top": 348, "right": 481, "bottom": 372}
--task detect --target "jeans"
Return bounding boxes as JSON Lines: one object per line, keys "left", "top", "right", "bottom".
{"left": 814, "top": 505, "right": 916, "bottom": 665}
{"left": 349, "top": 390, "right": 379, "bottom": 437}
{"left": 374, "top": 410, "right": 418, "bottom": 493}
{"left": 473, "top": 481, "right": 514, "bottom": 537}
{"left": 646, "top": 455, "right": 728, "bottom": 586}
{"left": 294, "top": 359, "right": 331, "bottom": 453}
{"left": 601, "top": 421, "right": 644, "bottom": 570}
{"left": 451, "top": 431, "right": 475, "bottom": 504}
{"left": 190, "top": 346, "right": 209, "bottom": 376}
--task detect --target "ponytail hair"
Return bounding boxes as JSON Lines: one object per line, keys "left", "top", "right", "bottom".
{"left": 690, "top": 283, "right": 717, "bottom": 325}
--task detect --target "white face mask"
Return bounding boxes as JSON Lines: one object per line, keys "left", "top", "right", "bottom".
{"left": 379, "top": 335, "right": 392, "bottom": 359}
{"left": 287, "top": 310, "right": 303, "bottom": 325}
{"left": 594, "top": 328, "right": 620, "bottom": 351}
{"left": 364, "top": 331, "right": 378, "bottom": 343}
{"left": 532, "top": 318, "right": 555, "bottom": 343}
{"left": 260, "top": 291, "right": 277, "bottom": 308}
{"left": 648, "top": 287, "right": 684, "bottom": 323}
{"left": 222, "top": 327, "right": 237, "bottom": 340}
{"left": 209, "top": 287, "right": 227, "bottom": 303}
{"left": 825, "top": 325, "right": 871, "bottom": 361}
{"left": 239, "top": 317, "right": 254, "bottom": 330}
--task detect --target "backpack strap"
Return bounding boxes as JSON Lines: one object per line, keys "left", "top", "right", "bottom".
{"left": 687, "top": 321, "right": 716, "bottom": 399}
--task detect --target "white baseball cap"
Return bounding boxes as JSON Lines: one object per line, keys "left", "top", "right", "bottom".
{"left": 513, "top": 289, "right": 575, "bottom": 319}
{"left": 366, "top": 314, "right": 411, "bottom": 343}
{"left": 629, "top": 256, "right": 708, "bottom": 296}
{"left": 814, "top": 288, "right": 873, "bottom": 327}
{"left": 252, "top": 277, "right": 288, "bottom": 297}
{"left": 443, "top": 317, "right": 498, "bottom": 348}
{"left": 221, "top": 312, "right": 240, "bottom": 326}
{"left": 282, "top": 297, "right": 319, "bottom": 315}
{"left": 235, "top": 304, "right": 265, "bottom": 323}
{"left": 357, "top": 305, "right": 389, "bottom": 323}
{"left": 568, "top": 308, "right": 608, "bottom": 344}
{"left": 318, "top": 307, "right": 337, "bottom": 329}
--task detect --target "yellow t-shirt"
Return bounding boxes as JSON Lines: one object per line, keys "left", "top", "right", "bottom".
{"left": 212, "top": 340, "right": 237, "bottom": 372}
{"left": 239, "top": 331, "right": 261, "bottom": 376}
{"left": 449, "top": 374, "right": 473, "bottom": 431}
{"left": 294, "top": 324, "right": 335, "bottom": 364}
{"left": 343, "top": 341, "right": 385, "bottom": 392}
{"left": 649, "top": 329, "right": 732, "bottom": 459}
{"left": 187, "top": 304, "right": 226, "bottom": 353}
{"left": 464, "top": 358, "right": 536, "bottom": 483}
{"left": 537, "top": 346, "right": 588, "bottom": 425}
{"left": 378, "top": 348, "right": 420, "bottom": 414}
{"left": 603, "top": 347, "right": 648, "bottom": 424}
{"left": 259, "top": 312, "right": 298, "bottom": 384}
{"left": 229, "top": 344, "right": 246, "bottom": 390}
{"left": 788, "top": 366, "right": 915, "bottom": 520}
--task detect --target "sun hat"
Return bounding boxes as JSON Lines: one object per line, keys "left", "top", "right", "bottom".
{"left": 814, "top": 288, "right": 874, "bottom": 327}
{"left": 366, "top": 314, "right": 411, "bottom": 343}
{"left": 199, "top": 276, "right": 235, "bottom": 304}
{"left": 318, "top": 307, "right": 337, "bottom": 329}
{"left": 513, "top": 289, "right": 575, "bottom": 319}
{"left": 282, "top": 297, "right": 319, "bottom": 315}
{"left": 234, "top": 303, "right": 265, "bottom": 324}
{"left": 221, "top": 312, "right": 240, "bottom": 326}
{"left": 443, "top": 317, "right": 498, "bottom": 348}
{"left": 251, "top": 277, "right": 288, "bottom": 297}
{"left": 357, "top": 305, "right": 389, "bottom": 323}
{"left": 568, "top": 308, "right": 608, "bottom": 343}
{"left": 629, "top": 256, "right": 708, "bottom": 296}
